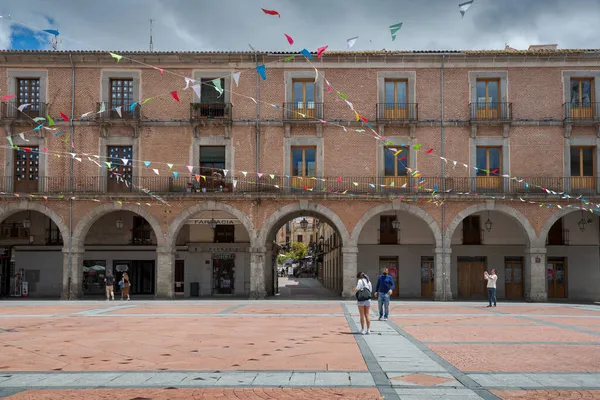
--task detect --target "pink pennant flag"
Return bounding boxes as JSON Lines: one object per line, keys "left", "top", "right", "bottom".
{"left": 317, "top": 45, "right": 328, "bottom": 59}
{"left": 337, "top": 177, "right": 342, "bottom": 182}
{"left": 153, "top": 169, "right": 159, "bottom": 175}
{"left": 319, "top": 119, "right": 327, "bottom": 124}
{"left": 154, "top": 66, "right": 164, "bottom": 75}
{"left": 257, "top": 172, "right": 263, "bottom": 178}
{"left": 284, "top": 33, "right": 294, "bottom": 45}
{"left": 261, "top": 8, "right": 281, "bottom": 17}
{"left": 426, "top": 148, "right": 434, "bottom": 154}
{"left": 170, "top": 91, "right": 180, "bottom": 103}
{"left": 1, "top": 94, "right": 15, "bottom": 100}
{"left": 187, "top": 165, "right": 194, "bottom": 173}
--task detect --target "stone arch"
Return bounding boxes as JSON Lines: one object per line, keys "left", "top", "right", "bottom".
{"left": 445, "top": 202, "right": 537, "bottom": 246}
{"left": 72, "top": 203, "right": 165, "bottom": 249}
{"left": 257, "top": 201, "right": 350, "bottom": 249}
{"left": 167, "top": 201, "right": 255, "bottom": 249}
{"left": 538, "top": 206, "right": 590, "bottom": 247}
{"left": 350, "top": 202, "right": 443, "bottom": 248}
{"left": 0, "top": 201, "right": 70, "bottom": 248}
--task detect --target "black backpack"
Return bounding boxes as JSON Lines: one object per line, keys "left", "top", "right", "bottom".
{"left": 356, "top": 279, "right": 371, "bottom": 301}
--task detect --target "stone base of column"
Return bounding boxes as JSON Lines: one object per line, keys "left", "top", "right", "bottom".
{"left": 434, "top": 247, "right": 452, "bottom": 302}
{"left": 62, "top": 249, "right": 84, "bottom": 300}
{"left": 249, "top": 247, "right": 267, "bottom": 300}
{"left": 342, "top": 246, "right": 358, "bottom": 299}
{"left": 249, "top": 290, "right": 267, "bottom": 299}
{"left": 525, "top": 291, "right": 548, "bottom": 302}
{"left": 155, "top": 249, "right": 174, "bottom": 299}
{"left": 433, "top": 290, "right": 453, "bottom": 301}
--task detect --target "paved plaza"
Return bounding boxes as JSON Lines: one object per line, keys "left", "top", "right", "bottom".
{"left": 0, "top": 293, "right": 600, "bottom": 399}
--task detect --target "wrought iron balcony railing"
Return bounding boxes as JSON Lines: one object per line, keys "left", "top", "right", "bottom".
{"left": 564, "top": 102, "right": 600, "bottom": 121}
{"left": 0, "top": 101, "right": 48, "bottom": 121}
{"left": 469, "top": 102, "right": 512, "bottom": 121}
{"left": 283, "top": 102, "right": 324, "bottom": 120}
{"left": 190, "top": 103, "right": 232, "bottom": 122}
{"left": 95, "top": 102, "right": 140, "bottom": 120}
{"left": 376, "top": 103, "right": 418, "bottom": 122}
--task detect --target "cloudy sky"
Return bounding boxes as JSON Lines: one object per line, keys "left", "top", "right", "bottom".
{"left": 0, "top": 0, "right": 599, "bottom": 52}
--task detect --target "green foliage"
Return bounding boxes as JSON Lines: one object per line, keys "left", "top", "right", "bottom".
{"left": 290, "top": 242, "right": 307, "bottom": 260}
{"left": 277, "top": 254, "right": 288, "bottom": 264}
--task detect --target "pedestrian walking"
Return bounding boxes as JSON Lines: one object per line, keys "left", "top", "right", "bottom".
{"left": 104, "top": 270, "right": 115, "bottom": 301}
{"left": 375, "top": 268, "right": 395, "bottom": 321}
{"left": 120, "top": 272, "right": 131, "bottom": 301}
{"left": 354, "top": 272, "right": 372, "bottom": 335}
{"left": 485, "top": 269, "right": 497, "bottom": 307}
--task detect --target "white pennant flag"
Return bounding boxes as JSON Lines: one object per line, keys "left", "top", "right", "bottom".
{"left": 347, "top": 36, "right": 358, "bottom": 49}
{"left": 232, "top": 72, "right": 241, "bottom": 87}
{"left": 17, "top": 103, "right": 30, "bottom": 112}
{"left": 122, "top": 158, "right": 129, "bottom": 166}
{"left": 345, "top": 100, "right": 354, "bottom": 111}
{"left": 18, "top": 133, "right": 29, "bottom": 142}
{"left": 223, "top": 169, "right": 229, "bottom": 176}
{"left": 115, "top": 106, "right": 122, "bottom": 118}
{"left": 75, "top": 157, "right": 82, "bottom": 162}
{"left": 81, "top": 112, "right": 92, "bottom": 119}
{"left": 233, "top": 179, "right": 238, "bottom": 188}
{"left": 459, "top": 0, "right": 474, "bottom": 18}
{"left": 184, "top": 77, "right": 195, "bottom": 89}
{"left": 153, "top": 169, "right": 160, "bottom": 175}
{"left": 191, "top": 84, "right": 201, "bottom": 99}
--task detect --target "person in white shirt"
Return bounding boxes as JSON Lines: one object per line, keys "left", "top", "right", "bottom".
{"left": 353, "top": 272, "right": 373, "bottom": 335}
{"left": 484, "top": 269, "right": 498, "bottom": 307}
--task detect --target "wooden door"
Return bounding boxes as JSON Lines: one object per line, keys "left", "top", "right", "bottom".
{"left": 13, "top": 147, "right": 39, "bottom": 192}
{"left": 458, "top": 261, "right": 486, "bottom": 297}
{"left": 547, "top": 259, "right": 567, "bottom": 299}
{"left": 505, "top": 258, "right": 524, "bottom": 299}
{"left": 174, "top": 260, "right": 184, "bottom": 295}
{"left": 292, "top": 79, "right": 316, "bottom": 118}
{"left": 379, "top": 257, "right": 399, "bottom": 297}
{"left": 421, "top": 257, "right": 434, "bottom": 298}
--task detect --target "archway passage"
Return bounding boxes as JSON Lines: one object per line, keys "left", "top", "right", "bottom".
{"left": 80, "top": 210, "right": 161, "bottom": 299}
{"left": 541, "top": 208, "right": 600, "bottom": 302}
{"left": 446, "top": 204, "right": 536, "bottom": 301}
{"left": 0, "top": 208, "right": 67, "bottom": 298}
{"left": 259, "top": 203, "right": 350, "bottom": 299}
{"left": 169, "top": 204, "right": 253, "bottom": 298}
{"left": 352, "top": 204, "right": 440, "bottom": 300}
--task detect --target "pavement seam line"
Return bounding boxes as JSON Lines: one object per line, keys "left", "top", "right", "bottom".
{"left": 217, "top": 304, "right": 247, "bottom": 314}
{"left": 516, "top": 315, "right": 600, "bottom": 338}
{"left": 386, "top": 320, "right": 501, "bottom": 400}
{"left": 341, "top": 303, "right": 400, "bottom": 400}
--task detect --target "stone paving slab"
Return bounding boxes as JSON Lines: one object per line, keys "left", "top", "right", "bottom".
{"left": 492, "top": 390, "right": 600, "bottom": 399}
{"left": 394, "top": 388, "right": 483, "bottom": 399}
{"left": 468, "top": 373, "right": 600, "bottom": 388}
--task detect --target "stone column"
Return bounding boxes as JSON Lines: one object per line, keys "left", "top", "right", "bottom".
{"left": 342, "top": 246, "right": 358, "bottom": 299}
{"left": 433, "top": 247, "right": 453, "bottom": 301}
{"left": 61, "top": 247, "right": 84, "bottom": 300}
{"left": 249, "top": 247, "right": 267, "bottom": 299}
{"left": 155, "top": 247, "right": 175, "bottom": 299}
{"left": 524, "top": 247, "right": 548, "bottom": 302}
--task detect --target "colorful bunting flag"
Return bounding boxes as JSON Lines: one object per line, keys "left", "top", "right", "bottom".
{"left": 261, "top": 8, "right": 280, "bottom": 17}
{"left": 390, "top": 22, "right": 403, "bottom": 41}
{"left": 115, "top": 106, "right": 122, "bottom": 118}
{"left": 170, "top": 91, "right": 180, "bottom": 102}
{"left": 256, "top": 65, "right": 267, "bottom": 80}
{"left": 7, "top": 136, "right": 14, "bottom": 147}
{"left": 60, "top": 112, "right": 69, "bottom": 122}
{"left": 459, "top": 0, "right": 474, "bottom": 17}
{"left": 130, "top": 102, "right": 138, "bottom": 114}
{"left": 33, "top": 117, "right": 45, "bottom": 123}
{"left": 109, "top": 52, "right": 123, "bottom": 63}
{"left": 144, "top": 161, "right": 151, "bottom": 168}
{"left": 18, "top": 104, "right": 30, "bottom": 112}
{"left": 212, "top": 78, "right": 224, "bottom": 97}
{"left": 347, "top": 36, "right": 358, "bottom": 49}
{"left": 232, "top": 72, "right": 241, "bottom": 87}
{"left": 283, "top": 55, "right": 295, "bottom": 62}
{"left": 300, "top": 49, "right": 312, "bottom": 59}
{"left": 98, "top": 102, "right": 106, "bottom": 113}
{"left": 317, "top": 45, "right": 328, "bottom": 59}
{"left": 18, "top": 133, "right": 29, "bottom": 142}
{"left": 34, "top": 124, "right": 43, "bottom": 131}
{"left": 284, "top": 33, "right": 294, "bottom": 45}
{"left": 184, "top": 77, "right": 195, "bottom": 89}
{"left": 142, "top": 97, "right": 153, "bottom": 105}
{"left": 187, "top": 166, "right": 194, "bottom": 173}
{"left": 167, "top": 163, "right": 174, "bottom": 169}
{"left": 153, "top": 169, "right": 159, "bottom": 175}
{"left": 173, "top": 171, "right": 179, "bottom": 179}
{"left": 1, "top": 94, "right": 15, "bottom": 100}
{"left": 122, "top": 158, "right": 129, "bottom": 166}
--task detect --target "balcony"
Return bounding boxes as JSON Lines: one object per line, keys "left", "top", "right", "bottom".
{"left": 190, "top": 103, "right": 232, "bottom": 123}
{"left": 96, "top": 102, "right": 140, "bottom": 121}
{"left": 564, "top": 102, "right": 600, "bottom": 122}
{"left": 0, "top": 101, "right": 48, "bottom": 121}
{"left": 469, "top": 102, "right": 512, "bottom": 122}
{"left": 283, "top": 102, "right": 324, "bottom": 121}
{"left": 376, "top": 103, "right": 418, "bottom": 123}
{"left": 1, "top": 176, "right": 598, "bottom": 197}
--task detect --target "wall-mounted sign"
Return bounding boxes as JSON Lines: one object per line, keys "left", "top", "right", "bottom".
{"left": 187, "top": 219, "right": 239, "bottom": 225}
{"left": 213, "top": 253, "right": 236, "bottom": 260}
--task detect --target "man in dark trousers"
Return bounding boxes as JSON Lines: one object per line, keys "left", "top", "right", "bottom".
{"left": 104, "top": 270, "right": 115, "bottom": 301}
{"left": 375, "top": 268, "right": 395, "bottom": 321}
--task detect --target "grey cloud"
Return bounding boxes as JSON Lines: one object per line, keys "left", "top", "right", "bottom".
{"left": 0, "top": 0, "right": 599, "bottom": 52}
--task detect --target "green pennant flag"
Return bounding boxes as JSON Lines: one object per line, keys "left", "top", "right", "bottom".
{"left": 47, "top": 115, "right": 55, "bottom": 127}
{"left": 109, "top": 52, "right": 123, "bottom": 63}
{"left": 283, "top": 55, "right": 295, "bottom": 61}
{"left": 142, "top": 97, "right": 153, "bottom": 105}
{"left": 413, "top": 144, "right": 422, "bottom": 150}
{"left": 390, "top": 22, "right": 403, "bottom": 41}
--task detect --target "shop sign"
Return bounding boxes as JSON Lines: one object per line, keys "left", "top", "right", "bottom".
{"left": 212, "top": 253, "right": 236, "bottom": 260}
{"left": 187, "top": 219, "right": 238, "bottom": 225}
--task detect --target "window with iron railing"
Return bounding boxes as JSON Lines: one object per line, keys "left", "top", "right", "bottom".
{"left": 132, "top": 216, "right": 152, "bottom": 245}
{"left": 45, "top": 219, "right": 63, "bottom": 245}
{"left": 17, "top": 78, "right": 41, "bottom": 117}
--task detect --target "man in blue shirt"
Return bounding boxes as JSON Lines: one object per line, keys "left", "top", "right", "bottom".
{"left": 375, "top": 268, "right": 395, "bottom": 321}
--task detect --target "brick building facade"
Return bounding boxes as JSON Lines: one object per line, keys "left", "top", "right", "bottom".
{"left": 0, "top": 48, "right": 598, "bottom": 301}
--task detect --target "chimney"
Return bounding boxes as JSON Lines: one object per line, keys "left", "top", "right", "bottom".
{"left": 504, "top": 44, "right": 518, "bottom": 52}
{"left": 528, "top": 44, "right": 558, "bottom": 51}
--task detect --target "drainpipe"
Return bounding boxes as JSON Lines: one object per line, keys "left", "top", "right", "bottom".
{"left": 440, "top": 54, "right": 447, "bottom": 301}
{"left": 254, "top": 52, "right": 261, "bottom": 178}
{"left": 67, "top": 52, "right": 75, "bottom": 299}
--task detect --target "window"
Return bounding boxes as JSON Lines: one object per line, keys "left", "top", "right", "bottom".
{"left": 292, "top": 79, "right": 316, "bottom": 117}
{"left": 571, "top": 78, "right": 593, "bottom": 107}
{"left": 379, "top": 215, "right": 398, "bottom": 245}
{"left": 297, "top": 235, "right": 303, "bottom": 243}
{"left": 476, "top": 79, "right": 499, "bottom": 106}
{"left": 0, "top": 222, "right": 28, "bottom": 239}
{"left": 214, "top": 225, "right": 235, "bottom": 243}
{"left": 476, "top": 147, "right": 501, "bottom": 176}
{"left": 384, "top": 147, "right": 408, "bottom": 177}
{"left": 570, "top": 147, "right": 594, "bottom": 177}
{"left": 46, "top": 219, "right": 63, "bottom": 245}
{"left": 199, "top": 146, "right": 226, "bottom": 176}
{"left": 291, "top": 147, "right": 316, "bottom": 177}
{"left": 384, "top": 79, "right": 408, "bottom": 119}
{"left": 107, "top": 146, "right": 133, "bottom": 193}
{"left": 13, "top": 146, "right": 39, "bottom": 193}
{"left": 200, "top": 78, "right": 225, "bottom": 104}
{"left": 547, "top": 218, "right": 565, "bottom": 246}
{"left": 463, "top": 216, "right": 481, "bottom": 245}
{"left": 17, "top": 78, "right": 41, "bottom": 116}
{"left": 132, "top": 216, "right": 152, "bottom": 245}
{"left": 110, "top": 79, "right": 134, "bottom": 109}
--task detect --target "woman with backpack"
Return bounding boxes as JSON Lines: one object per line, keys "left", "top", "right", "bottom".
{"left": 354, "top": 272, "right": 372, "bottom": 335}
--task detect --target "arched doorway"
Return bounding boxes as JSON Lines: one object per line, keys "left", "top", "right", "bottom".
{"left": 539, "top": 207, "right": 600, "bottom": 301}
{"left": 72, "top": 204, "right": 164, "bottom": 299}
{"left": 351, "top": 203, "right": 442, "bottom": 299}
{"left": 168, "top": 202, "right": 254, "bottom": 298}
{"left": 0, "top": 202, "right": 69, "bottom": 299}
{"left": 445, "top": 203, "right": 537, "bottom": 301}
{"left": 257, "top": 202, "right": 350, "bottom": 299}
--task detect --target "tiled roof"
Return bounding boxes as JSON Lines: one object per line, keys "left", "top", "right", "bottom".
{"left": 0, "top": 49, "right": 599, "bottom": 56}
